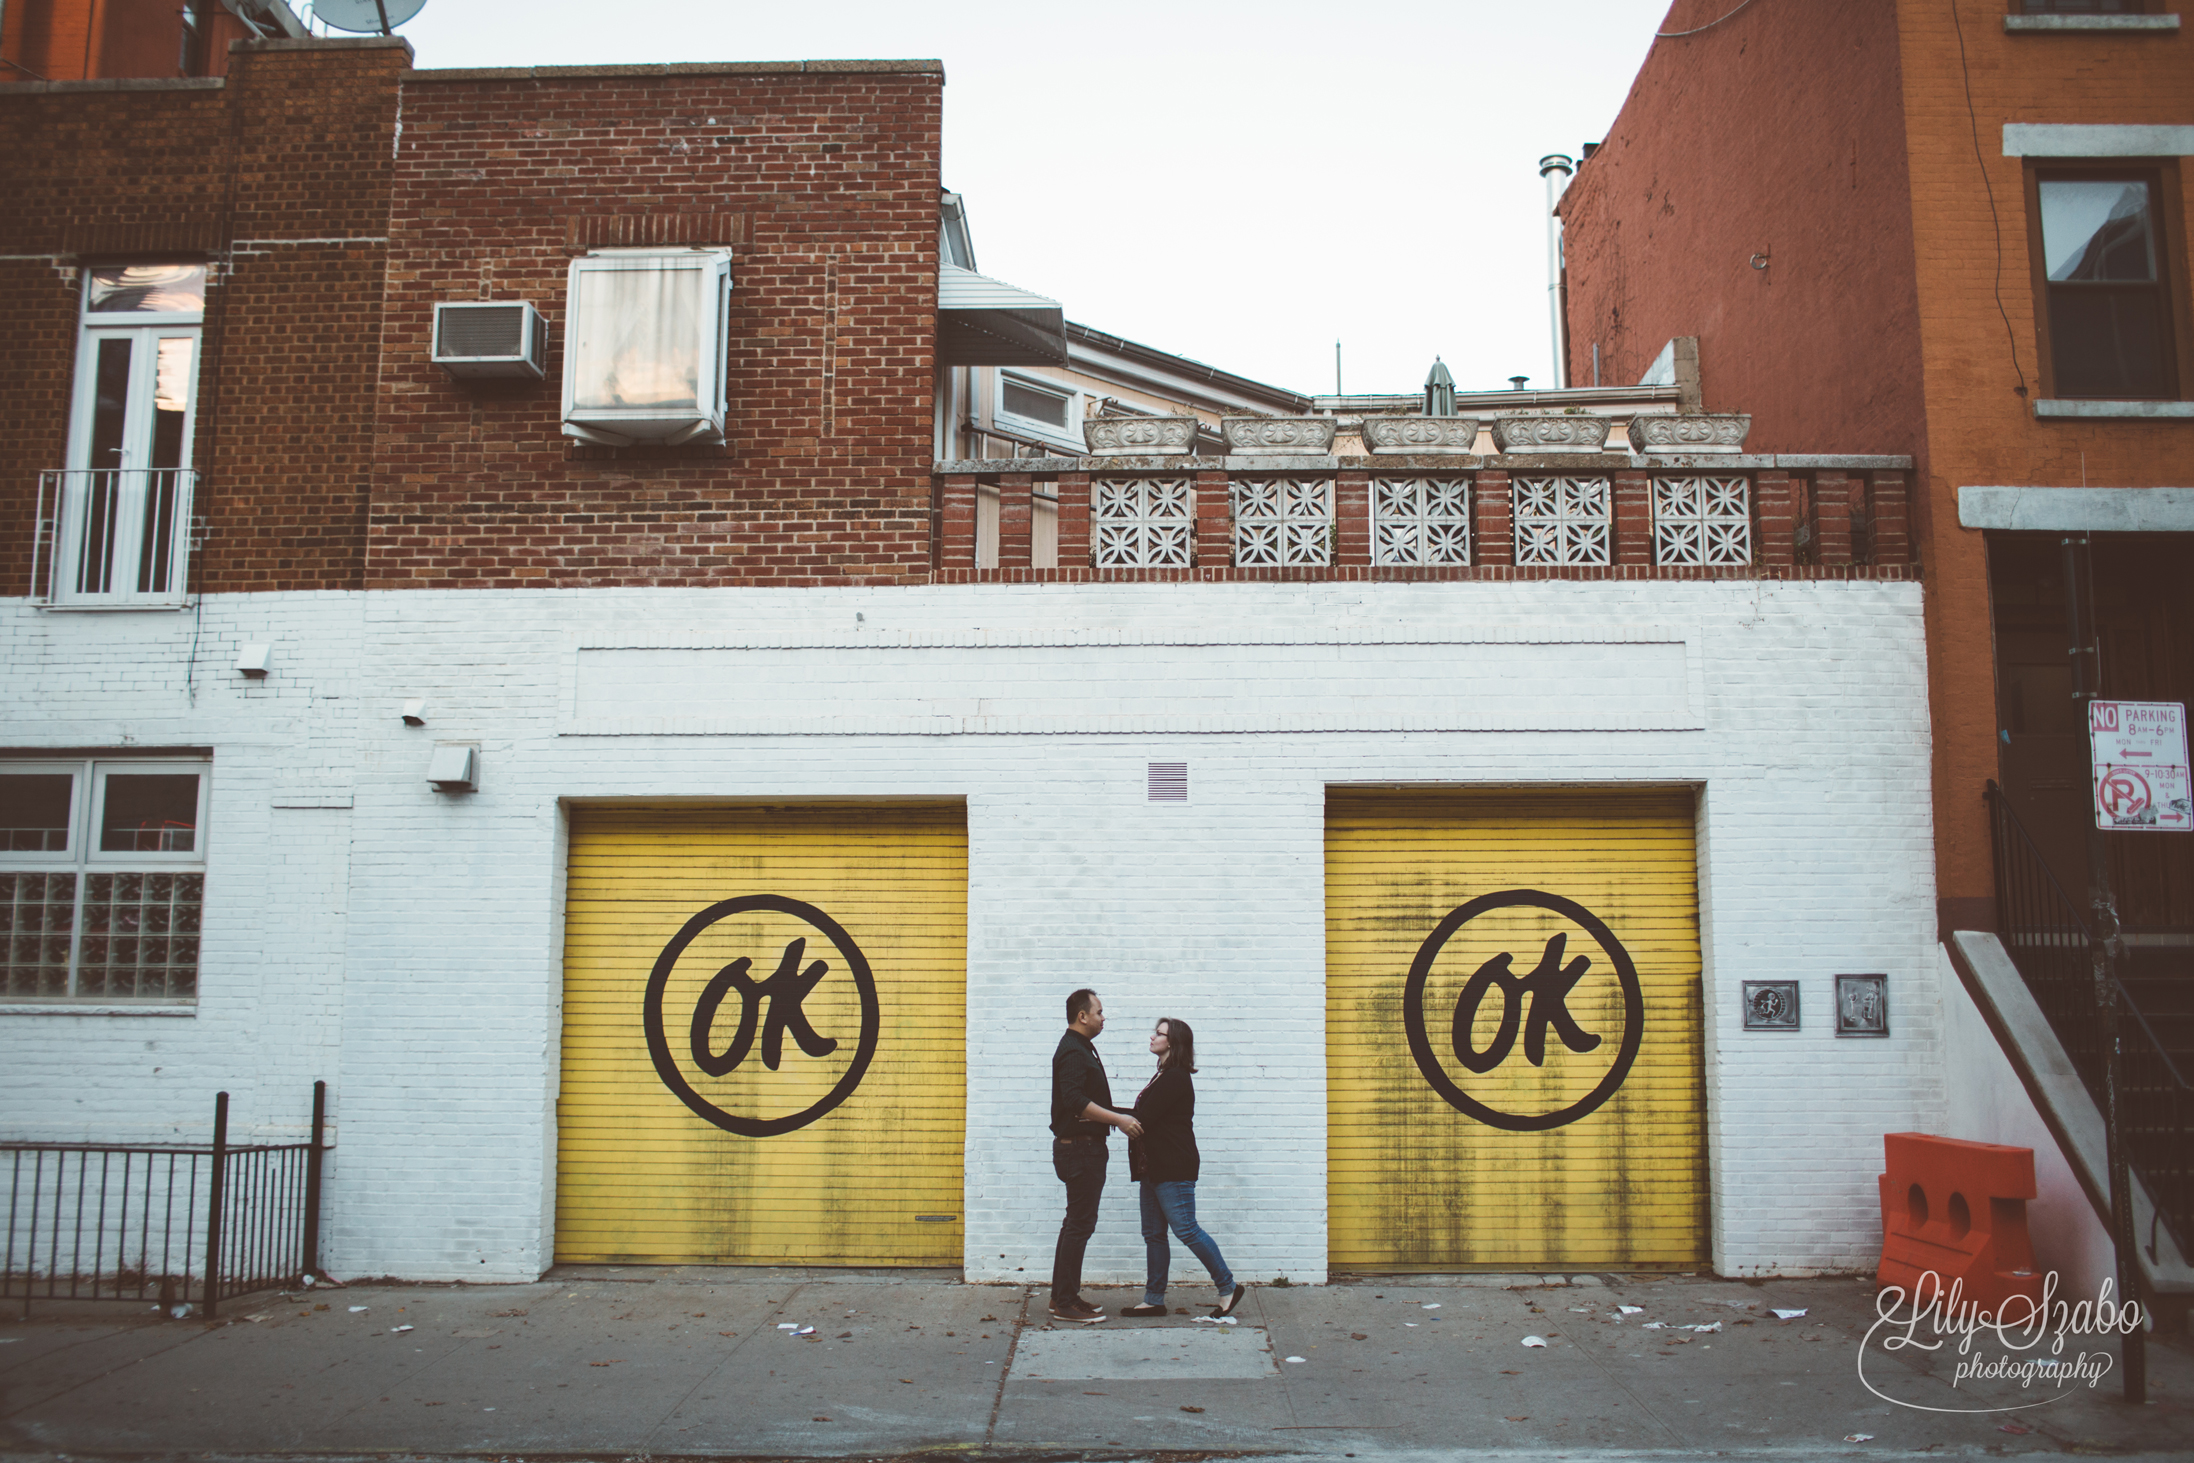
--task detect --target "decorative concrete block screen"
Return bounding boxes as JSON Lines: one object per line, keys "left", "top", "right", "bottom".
{"left": 1093, "top": 477, "right": 1194, "bottom": 568}
{"left": 1372, "top": 478, "right": 1472, "bottom": 566}
{"left": 1654, "top": 477, "right": 1752, "bottom": 567}
{"left": 1514, "top": 476, "right": 1612, "bottom": 566}
{"left": 1234, "top": 477, "right": 1334, "bottom": 567}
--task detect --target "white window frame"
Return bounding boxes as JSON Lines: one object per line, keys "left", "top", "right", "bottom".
{"left": 1, "top": 757, "right": 210, "bottom": 1007}
{"left": 992, "top": 370, "right": 1082, "bottom": 451}
{"left": 49, "top": 265, "right": 204, "bottom": 609}
{"left": 561, "top": 249, "right": 734, "bottom": 447}
{"left": 0, "top": 760, "right": 85, "bottom": 862}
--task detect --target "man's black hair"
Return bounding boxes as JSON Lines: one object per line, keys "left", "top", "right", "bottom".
{"left": 1066, "top": 988, "right": 1099, "bottom": 1024}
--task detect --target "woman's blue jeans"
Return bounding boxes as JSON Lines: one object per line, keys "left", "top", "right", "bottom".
{"left": 1139, "top": 1179, "right": 1234, "bottom": 1304}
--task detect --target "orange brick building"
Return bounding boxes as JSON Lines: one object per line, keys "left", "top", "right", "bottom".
{"left": 1560, "top": 0, "right": 2193, "bottom": 938}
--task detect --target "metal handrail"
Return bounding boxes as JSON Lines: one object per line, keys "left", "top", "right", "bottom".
{"left": 1986, "top": 781, "right": 2191, "bottom": 1254}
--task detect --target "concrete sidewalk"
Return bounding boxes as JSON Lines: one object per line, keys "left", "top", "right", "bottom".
{"left": 2, "top": 1268, "right": 2189, "bottom": 1461}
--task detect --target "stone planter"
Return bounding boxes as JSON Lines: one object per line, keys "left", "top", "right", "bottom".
{"left": 1222, "top": 416, "right": 1337, "bottom": 454}
{"left": 1361, "top": 416, "right": 1482, "bottom": 455}
{"left": 1491, "top": 414, "right": 1614, "bottom": 453}
{"left": 1083, "top": 416, "right": 1199, "bottom": 456}
{"left": 1626, "top": 413, "right": 1752, "bottom": 454}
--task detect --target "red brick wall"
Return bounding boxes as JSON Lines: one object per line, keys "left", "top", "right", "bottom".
{"left": 0, "top": 38, "right": 405, "bottom": 596}
{"left": 368, "top": 63, "right": 943, "bottom": 589}
{"left": 1897, "top": 0, "right": 2194, "bottom": 923}
{"left": 1555, "top": 0, "right": 1925, "bottom": 459}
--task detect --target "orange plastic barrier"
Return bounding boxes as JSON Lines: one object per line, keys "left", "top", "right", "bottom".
{"left": 1877, "top": 1132, "right": 2044, "bottom": 1319}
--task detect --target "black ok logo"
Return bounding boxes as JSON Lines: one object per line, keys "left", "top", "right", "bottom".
{"left": 643, "top": 895, "right": 880, "bottom": 1138}
{"left": 1403, "top": 889, "right": 1644, "bottom": 1132}
{"left": 1450, "top": 931, "right": 1604, "bottom": 1074}
{"left": 690, "top": 937, "right": 841, "bottom": 1075}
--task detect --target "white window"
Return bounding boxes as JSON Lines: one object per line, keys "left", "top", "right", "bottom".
{"left": 1, "top": 759, "right": 210, "bottom": 1005}
{"left": 41, "top": 264, "right": 203, "bottom": 607}
{"left": 992, "top": 371, "right": 1081, "bottom": 450}
{"left": 562, "top": 250, "right": 733, "bottom": 446}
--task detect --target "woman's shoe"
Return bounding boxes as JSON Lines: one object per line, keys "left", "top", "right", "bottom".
{"left": 1120, "top": 1302, "right": 1168, "bottom": 1317}
{"left": 1214, "top": 1283, "right": 1247, "bottom": 1318}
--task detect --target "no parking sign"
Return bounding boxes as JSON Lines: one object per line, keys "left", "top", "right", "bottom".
{"left": 2089, "top": 700, "right": 2191, "bottom": 832}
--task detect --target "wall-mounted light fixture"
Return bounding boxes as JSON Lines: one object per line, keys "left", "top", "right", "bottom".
{"left": 402, "top": 699, "right": 427, "bottom": 727}
{"left": 427, "top": 744, "right": 479, "bottom": 794}
{"left": 236, "top": 645, "right": 272, "bottom": 679}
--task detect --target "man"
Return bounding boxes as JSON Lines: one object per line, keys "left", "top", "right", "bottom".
{"left": 1050, "top": 987, "right": 1142, "bottom": 1323}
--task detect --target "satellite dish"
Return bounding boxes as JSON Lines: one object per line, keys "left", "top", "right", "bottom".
{"left": 314, "top": 0, "right": 429, "bottom": 34}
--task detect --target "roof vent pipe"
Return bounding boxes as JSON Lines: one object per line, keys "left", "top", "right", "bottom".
{"left": 1424, "top": 357, "right": 1457, "bottom": 417}
{"left": 1538, "top": 153, "right": 1575, "bottom": 390}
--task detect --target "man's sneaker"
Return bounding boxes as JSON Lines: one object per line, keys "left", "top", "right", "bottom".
{"left": 1049, "top": 1301, "right": 1108, "bottom": 1323}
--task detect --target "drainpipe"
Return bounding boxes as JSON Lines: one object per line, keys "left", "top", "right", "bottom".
{"left": 1539, "top": 154, "right": 1574, "bottom": 390}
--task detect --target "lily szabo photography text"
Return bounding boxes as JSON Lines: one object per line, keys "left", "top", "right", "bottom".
{"left": 1859, "top": 1270, "right": 2146, "bottom": 1412}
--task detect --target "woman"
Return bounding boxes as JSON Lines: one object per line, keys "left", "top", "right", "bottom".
{"left": 1121, "top": 1017, "right": 1246, "bottom": 1319}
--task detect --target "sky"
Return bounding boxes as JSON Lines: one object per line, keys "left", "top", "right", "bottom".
{"left": 327, "top": 1, "right": 1674, "bottom": 399}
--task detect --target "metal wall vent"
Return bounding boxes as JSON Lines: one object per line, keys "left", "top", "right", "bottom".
{"left": 1147, "top": 762, "right": 1188, "bottom": 801}
{"left": 432, "top": 300, "right": 547, "bottom": 380}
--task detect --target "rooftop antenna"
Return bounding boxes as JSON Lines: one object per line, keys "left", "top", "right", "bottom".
{"left": 1335, "top": 340, "right": 1342, "bottom": 396}
{"left": 314, "top": 0, "right": 429, "bottom": 35}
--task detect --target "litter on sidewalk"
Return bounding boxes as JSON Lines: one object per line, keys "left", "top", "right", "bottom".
{"left": 1772, "top": 1308, "right": 1808, "bottom": 1319}
{"left": 1521, "top": 1335, "right": 1549, "bottom": 1347}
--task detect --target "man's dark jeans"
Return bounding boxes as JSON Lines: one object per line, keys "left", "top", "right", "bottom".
{"left": 1050, "top": 1140, "right": 1106, "bottom": 1306}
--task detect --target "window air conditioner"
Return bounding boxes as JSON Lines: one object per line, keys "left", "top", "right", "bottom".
{"left": 432, "top": 301, "right": 548, "bottom": 380}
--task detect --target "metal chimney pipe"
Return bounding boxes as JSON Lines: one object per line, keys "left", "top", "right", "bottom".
{"left": 1539, "top": 154, "right": 1575, "bottom": 390}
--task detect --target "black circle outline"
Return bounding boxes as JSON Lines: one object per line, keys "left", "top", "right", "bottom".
{"left": 1401, "top": 889, "right": 1644, "bottom": 1132}
{"left": 642, "top": 895, "right": 880, "bottom": 1137}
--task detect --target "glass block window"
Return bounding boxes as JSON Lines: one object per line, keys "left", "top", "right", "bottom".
{"left": 1093, "top": 477, "right": 1194, "bottom": 568}
{"left": 1372, "top": 478, "right": 1471, "bottom": 566}
{"left": 1653, "top": 476, "right": 1753, "bottom": 566}
{"left": 1513, "top": 477, "right": 1611, "bottom": 566}
{"left": 0, "top": 759, "right": 207, "bottom": 1004}
{"left": 1233, "top": 477, "right": 1333, "bottom": 567}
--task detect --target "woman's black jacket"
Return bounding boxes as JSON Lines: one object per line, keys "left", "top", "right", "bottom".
{"left": 1129, "top": 1065, "right": 1201, "bottom": 1183}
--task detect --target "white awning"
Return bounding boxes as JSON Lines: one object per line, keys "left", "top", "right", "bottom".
{"left": 938, "top": 263, "right": 1067, "bottom": 365}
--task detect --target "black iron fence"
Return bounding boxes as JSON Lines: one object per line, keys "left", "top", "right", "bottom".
{"left": 2, "top": 1082, "right": 324, "bottom": 1317}
{"left": 1986, "top": 783, "right": 2191, "bottom": 1255}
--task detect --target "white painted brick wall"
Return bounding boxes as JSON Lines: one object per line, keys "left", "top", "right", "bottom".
{"left": 0, "top": 577, "right": 1940, "bottom": 1283}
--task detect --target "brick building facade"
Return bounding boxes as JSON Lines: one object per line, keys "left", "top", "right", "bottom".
{"left": 5, "top": 37, "right": 1943, "bottom": 1287}
{"left": 1557, "top": 0, "right": 2193, "bottom": 1308}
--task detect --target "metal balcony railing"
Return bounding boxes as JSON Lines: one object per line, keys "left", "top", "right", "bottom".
{"left": 31, "top": 468, "right": 198, "bottom": 606}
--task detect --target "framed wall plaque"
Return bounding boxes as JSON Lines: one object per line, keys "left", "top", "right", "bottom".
{"left": 1835, "top": 973, "right": 1889, "bottom": 1037}
{"left": 1742, "top": 980, "right": 1800, "bottom": 1031}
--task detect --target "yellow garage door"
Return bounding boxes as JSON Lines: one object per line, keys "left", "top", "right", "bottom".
{"left": 1327, "top": 788, "right": 1706, "bottom": 1270}
{"left": 558, "top": 804, "right": 966, "bottom": 1265}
